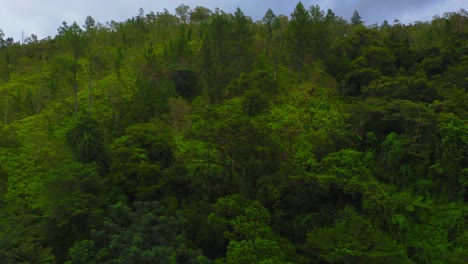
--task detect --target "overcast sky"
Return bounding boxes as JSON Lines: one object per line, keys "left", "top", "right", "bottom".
{"left": 0, "top": 0, "right": 466, "bottom": 41}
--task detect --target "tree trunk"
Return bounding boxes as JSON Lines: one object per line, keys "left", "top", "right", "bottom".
{"left": 73, "top": 48, "right": 79, "bottom": 116}
{"left": 88, "top": 62, "right": 93, "bottom": 114}
{"left": 297, "top": 60, "right": 302, "bottom": 83}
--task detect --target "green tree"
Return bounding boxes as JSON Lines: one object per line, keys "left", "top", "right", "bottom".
{"left": 110, "top": 121, "right": 175, "bottom": 200}
{"left": 166, "top": 24, "right": 194, "bottom": 65}
{"left": 190, "top": 6, "right": 212, "bottom": 24}
{"left": 208, "top": 194, "right": 296, "bottom": 263}
{"left": 363, "top": 45, "right": 396, "bottom": 76}
{"left": 230, "top": 7, "right": 253, "bottom": 75}
{"left": 41, "top": 161, "right": 105, "bottom": 263}
{"left": 198, "top": 100, "right": 280, "bottom": 197}
{"left": 83, "top": 16, "right": 98, "bottom": 114}
{"left": 309, "top": 5, "right": 328, "bottom": 59}
{"left": 363, "top": 76, "right": 438, "bottom": 102}
{"left": 200, "top": 10, "right": 231, "bottom": 101}
{"left": 0, "top": 30, "right": 14, "bottom": 82}
{"left": 261, "top": 9, "right": 283, "bottom": 80}
{"left": 69, "top": 201, "right": 210, "bottom": 264}
{"left": 199, "top": 7, "right": 254, "bottom": 100}
{"left": 0, "top": 206, "right": 56, "bottom": 264}
{"left": 170, "top": 65, "right": 199, "bottom": 99}
{"left": 65, "top": 115, "right": 109, "bottom": 169}
{"left": 343, "top": 56, "right": 380, "bottom": 96}
{"left": 351, "top": 10, "right": 363, "bottom": 26}
{"left": 225, "top": 69, "right": 278, "bottom": 98}
{"left": 305, "top": 207, "right": 410, "bottom": 263}
{"left": 57, "top": 21, "right": 85, "bottom": 115}
{"left": 175, "top": 4, "right": 190, "bottom": 23}
{"left": 431, "top": 114, "right": 468, "bottom": 200}
{"left": 263, "top": 9, "right": 279, "bottom": 43}
{"left": 325, "top": 9, "right": 336, "bottom": 22}
{"left": 241, "top": 88, "right": 269, "bottom": 117}
{"left": 380, "top": 132, "right": 403, "bottom": 184}
{"left": 287, "top": 2, "right": 311, "bottom": 82}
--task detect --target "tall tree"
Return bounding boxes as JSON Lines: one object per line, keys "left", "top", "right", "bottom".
{"left": 230, "top": 7, "right": 253, "bottom": 75}
{"left": 83, "top": 16, "right": 97, "bottom": 114}
{"left": 263, "top": 8, "right": 279, "bottom": 43}
{"left": 325, "top": 9, "right": 336, "bottom": 22}
{"left": 0, "top": 30, "right": 14, "bottom": 82}
{"left": 200, "top": 10, "right": 230, "bottom": 101}
{"left": 0, "top": 29, "right": 6, "bottom": 81}
{"left": 351, "top": 10, "right": 364, "bottom": 26}
{"left": 58, "top": 21, "right": 84, "bottom": 116}
{"left": 175, "top": 4, "right": 190, "bottom": 23}
{"left": 189, "top": 6, "right": 212, "bottom": 24}
{"left": 309, "top": 5, "right": 328, "bottom": 59}
{"left": 287, "top": 2, "right": 311, "bottom": 82}
{"left": 262, "top": 9, "right": 282, "bottom": 80}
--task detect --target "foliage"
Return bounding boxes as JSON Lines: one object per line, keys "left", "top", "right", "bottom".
{"left": 305, "top": 207, "right": 410, "bottom": 263}
{"left": 39, "top": 161, "right": 105, "bottom": 262}
{"left": 110, "top": 120, "right": 175, "bottom": 200}
{"left": 65, "top": 115, "right": 109, "bottom": 169}
{"left": 209, "top": 194, "right": 296, "bottom": 263}
{"left": 68, "top": 201, "right": 210, "bottom": 264}
{"left": 0, "top": 4, "right": 466, "bottom": 264}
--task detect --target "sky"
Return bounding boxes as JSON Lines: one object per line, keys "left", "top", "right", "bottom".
{"left": 0, "top": 0, "right": 466, "bottom": 41}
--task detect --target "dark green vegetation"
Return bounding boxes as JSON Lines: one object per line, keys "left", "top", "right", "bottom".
{"left": 0, "top": 2, "right": 467, "bottom": 263}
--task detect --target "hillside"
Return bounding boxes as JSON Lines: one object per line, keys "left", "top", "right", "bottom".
{"left": 0, "top": 3, "right": 467, "bottom": 264}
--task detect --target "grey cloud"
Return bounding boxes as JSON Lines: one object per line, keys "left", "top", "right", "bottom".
{"left": 316, "top": 0, "right": 463, "bottom": 24}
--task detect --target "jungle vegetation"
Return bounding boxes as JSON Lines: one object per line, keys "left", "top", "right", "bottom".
{"left": 0, "top": 2, "right": 467, "bottom": 263}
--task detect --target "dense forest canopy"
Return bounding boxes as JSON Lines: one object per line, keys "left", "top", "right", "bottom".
{"left": 0, "top": 2, "right": 467, "bottom": 263}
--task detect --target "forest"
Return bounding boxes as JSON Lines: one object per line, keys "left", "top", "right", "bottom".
{"left": 0, "top": 2, "right": 467, "bottom": 263}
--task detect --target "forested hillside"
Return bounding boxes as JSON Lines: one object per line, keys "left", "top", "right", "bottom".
{"left": 0, "top": 3, "right": 467, "bottom": 263}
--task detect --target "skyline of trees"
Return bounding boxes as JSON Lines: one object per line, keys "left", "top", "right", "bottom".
{"left": 2, "top": 3, "right": 465, "bottom": 42}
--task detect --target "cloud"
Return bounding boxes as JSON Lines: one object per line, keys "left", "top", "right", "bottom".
{"left": 316, "top": 0, "right": 464, "bottom": 24}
